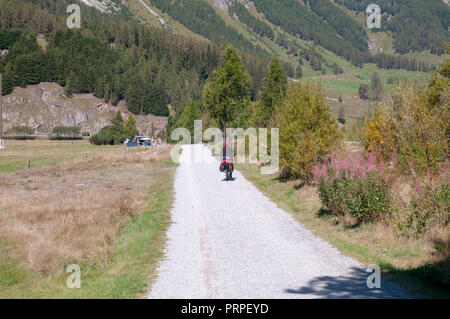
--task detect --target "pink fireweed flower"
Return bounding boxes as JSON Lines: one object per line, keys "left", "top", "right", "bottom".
{"left": 312, "top": 150, "right": 399, "bottom": 186}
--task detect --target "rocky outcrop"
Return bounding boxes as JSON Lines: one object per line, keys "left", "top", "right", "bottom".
{"left": 1, "top": 82, "right": 167, "bottom": 136}
{"left": 80, "top": 0, "right": 112, "bottom": 13}
{"left": 215, "top": 0, "right": 252, "bottom": 12}
{"left": 215, "top": 0, "right": 233, "bottom": 12}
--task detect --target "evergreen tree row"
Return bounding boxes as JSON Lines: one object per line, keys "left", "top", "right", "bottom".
{"left": 374, "top": 53, "right": 437, "bottom": 73}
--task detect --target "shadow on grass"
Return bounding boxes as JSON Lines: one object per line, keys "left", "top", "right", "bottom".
{"left": 379, "top": 257, "right": 450, "bottom": 299}
{"left": 272, "top": 174, "right": 307, "bottom": 190}
{"left": 317, "top": 208, "right": 332, "bottom": 218}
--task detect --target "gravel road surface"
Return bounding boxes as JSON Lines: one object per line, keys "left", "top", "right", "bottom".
{"left": 147, "top": 144, "right": 409, "bottom": 299}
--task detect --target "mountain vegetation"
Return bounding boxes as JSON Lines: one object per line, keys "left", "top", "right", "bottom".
{"left": 144, "top": 0, "right": 267, "bottom": 59}
{"left": 335, "top": 0, "right": 450, "bottom": 54}
{"left": 228, "top": 1, "right": 274, "bottom": 40}
{"left": 0, "top": 0, "right": 447, "bottom": 125}
{"left": 251, "top": 0, "right": 370, "bottom": 64}
{"left": 0, "top": 0, "right": 268, "bottom": 117}
{"left": 275, "top": 81, "right": 341, "bottom": 180}
{"left": 90, "top": 111, "right": 138, "bottom": 145}
{"left": 203, "top": 46, "right": 251, "bottom": 131}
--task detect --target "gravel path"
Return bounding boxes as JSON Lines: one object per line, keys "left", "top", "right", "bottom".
{"left": 147, "top": 144, "right": 409, "bottom": 299}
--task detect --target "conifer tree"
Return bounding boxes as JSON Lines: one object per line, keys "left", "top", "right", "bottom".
{"left": 370, "top": 72, "right": 384, "bottom": 101}
{"left": 123, "top": 114, "right": 139, "bottom": 138}
{"left": 203, "top": 46, "right": 251, "bottom": 131}
{"left": 261, "top": 56, "right": 287, "bottom": 125}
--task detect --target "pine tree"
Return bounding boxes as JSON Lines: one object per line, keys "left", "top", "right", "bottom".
{"left": 146, "top": 79, "right": 169, "bottom": 116}
{"left": 370, "top": 72, "right": 384, "bottom": 101}
{"left": 111, "top": 110, "right": 124, "bottom": 133}
{"left": 296, "top": 64, "right": 303, "bottom": 78}
{"left": 177, "top": 100, "right": 203, "bottom": 139}
{"left": 359, "top": 84, "right": 369, "bottom": 100}
{"left": 338, "top": 106, "right": 346, "bottom": 124}
{"left": 123, "top": 114, "right": 139, "bottom": 138}
{"left": 203, "top": 46, "right": 251, "bottom": 131}
{"left": 333, "top": 63, "right": 343, "bottom": 75}
{"left": 261, "top": 56, "right": 287, "bottom": 125}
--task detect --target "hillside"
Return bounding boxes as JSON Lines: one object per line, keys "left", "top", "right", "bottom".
{"left": 119, "top": 1, "right": 449, "bottom": 62}
{"left": 0, "top": 0, "right": 448, "bottom": 135}
{"left": 2, "top": 82, "right": 167, "bottom": 136}
{"left": 116, "top": 1, "right": 447, "bottom": 101}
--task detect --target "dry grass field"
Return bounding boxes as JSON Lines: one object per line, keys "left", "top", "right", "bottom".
{"left": 0, "top": 141, "right": 176, "bottom": 298}
{"left": 0, "top": 140, "right": 124, "bottom": 173}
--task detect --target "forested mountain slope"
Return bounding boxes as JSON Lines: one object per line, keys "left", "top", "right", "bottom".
{"left": 335, "top": 0, "right": 450, "bottom": 54}
{"left": 0, "top": 0, "right": 268, "bottom": 118}
{"left": 1, "top": 0, "right": 448, "bottom": 122}
{"left": 122, "top": 0, "right": 449, "bottom": 59}
{"left": 117, "top": 0, "right": 448, "bottom": 78}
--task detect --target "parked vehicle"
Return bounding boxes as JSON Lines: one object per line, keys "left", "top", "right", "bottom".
{"left": 126, "top": 136, "right": 153, "bottom": 147}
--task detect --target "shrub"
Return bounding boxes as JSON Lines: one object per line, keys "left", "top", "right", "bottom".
{"left": 12, "top": 125, "right": 34, "bottom": 136}
{"left": 4, "top": 135, "right": 36, "bottom": 140}
{"left": 365, "top": 52, "right": 449, "bottom": 175}
{"left": 49, "top": 126, "right": 81, "bottom": 140}
{"left": 89, "top": 125, "right": 123, "bottom": 145}
{"left": 49, "top": 136, "right": 82, "bottom": 141}
{"left": 317, "top": 173, "right": 392, "bottom": 224}
{"left": 364, "top": 82, "right": 448, "bottom": 175}
{"left": 9, "top": 125, "right": 35, "bottom": 139}
{"left": 90, "top": 112, "right": 138, "bottom": 145}
{"left": 358, "top": 84, "right": 369, "bottom": 100}
{"left": 314, "top": 152, "right": 393, "bottom": 224}
{"left": 274, "top": 81, "right": 341, "bottom": 180}
{"left": 400, "top": 166, "right": 450, "bottom": 234}
{"left": 370, "top": 72, "right": 384, "bottom": 101}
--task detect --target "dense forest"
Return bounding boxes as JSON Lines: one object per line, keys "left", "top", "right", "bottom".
{"left": 228, "top": 1, "right": 274, "bottom": 40}
{"left": 0, "top": 0, "right": 269, "bottom": 116}
{"left": 251, "top": 0, "right": 371, "bottom": 64}
{"left": 335, "top": 0, "right": 450, "bottom": 54}
{"left": 0, "top": 0, "right": 446, "bottom": 117}
{"left": 306, "top": 0, "right": 368, "bottom": 52}
{"left": 145, "top": 0, "right": 268, "bottom": 59}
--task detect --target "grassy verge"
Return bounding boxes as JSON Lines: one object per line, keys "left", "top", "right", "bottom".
{"left": 236, "top": 163, "right": 449, "bottom": 299}
{"left": 0, "top": 147, "right": 177, "bottom": 298}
